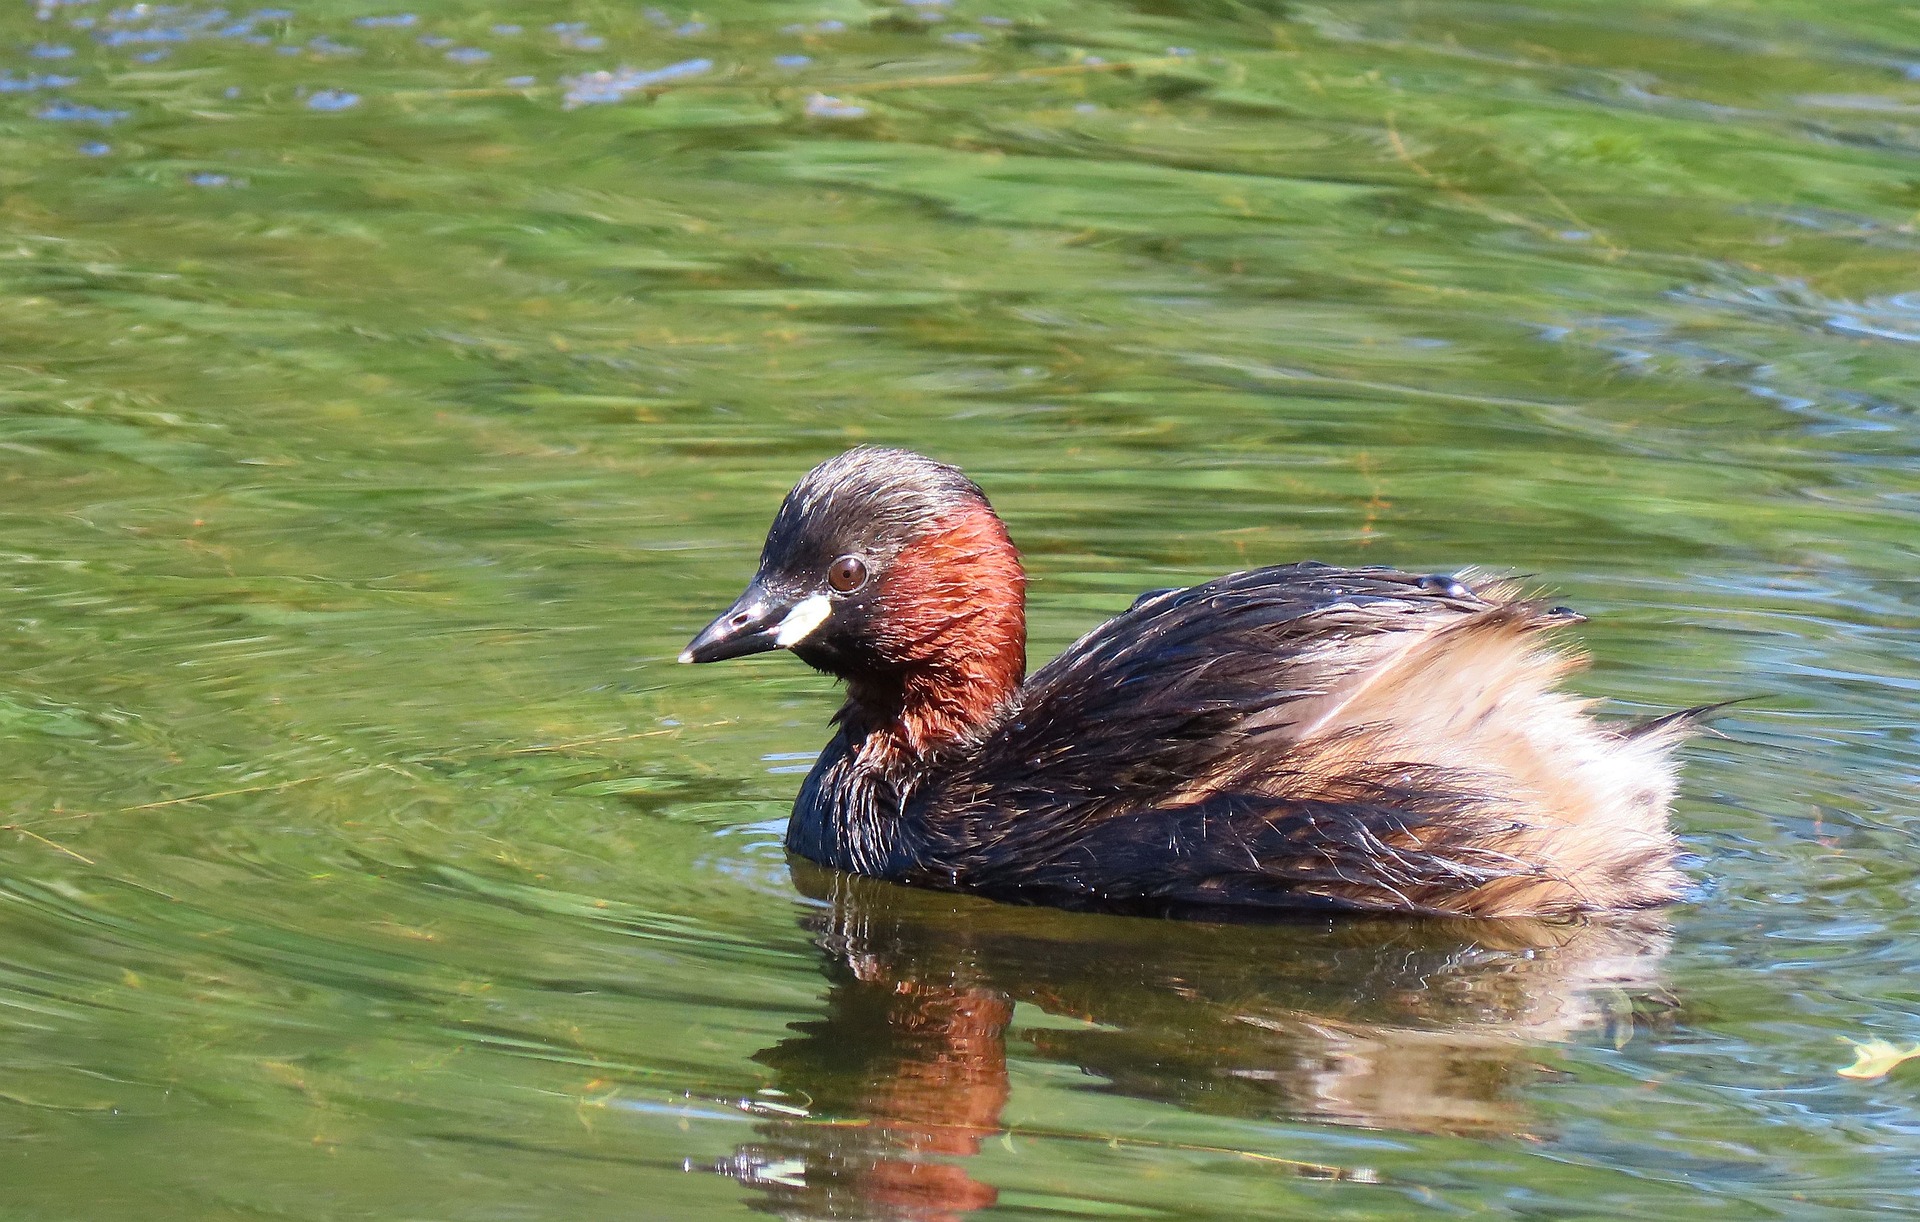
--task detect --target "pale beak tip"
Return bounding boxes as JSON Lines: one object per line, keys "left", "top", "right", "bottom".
{"left": 676, "top": 648, "right": 696, "bottom": 665}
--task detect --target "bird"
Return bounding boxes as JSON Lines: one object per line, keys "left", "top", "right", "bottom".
{"left": 681, "top": 446, "right": 1700, "bottom": 919}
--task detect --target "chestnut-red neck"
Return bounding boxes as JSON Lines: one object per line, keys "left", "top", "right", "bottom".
{"left": 846, "top": 502, "right": 1026, "bottom": 763}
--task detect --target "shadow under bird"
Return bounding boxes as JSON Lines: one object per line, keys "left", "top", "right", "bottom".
{"left": 682, "top": 447, "right": 1706, "bottom": 918}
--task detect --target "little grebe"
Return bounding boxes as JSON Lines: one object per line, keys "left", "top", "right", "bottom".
{"left": 682, "top": 448, "right": 1695, "bottom": 918}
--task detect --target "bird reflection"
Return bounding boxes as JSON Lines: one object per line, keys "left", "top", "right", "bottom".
{"left": 720, "top": 864, "right": 1673, "bottom": 1219}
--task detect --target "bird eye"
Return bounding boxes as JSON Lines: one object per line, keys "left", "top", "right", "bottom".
{"left": 827, "top": 555, "right": 868, "bottom": 593}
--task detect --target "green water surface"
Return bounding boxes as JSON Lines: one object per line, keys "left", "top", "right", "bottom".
{"left": 1, "top": 0, "right": 1916, "bottom": 1217}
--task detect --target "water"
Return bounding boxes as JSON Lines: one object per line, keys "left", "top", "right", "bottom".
{"left": 1, "top": 0, "right": 1915, "bottom": 1216}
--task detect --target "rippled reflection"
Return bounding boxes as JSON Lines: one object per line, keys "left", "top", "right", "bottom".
{"left": 725, "top": 867, "right": 1673, "bottom": 1217}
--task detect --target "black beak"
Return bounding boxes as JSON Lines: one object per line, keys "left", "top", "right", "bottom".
{"left": 679, "top": 581, "right": 793, "bottom": 664}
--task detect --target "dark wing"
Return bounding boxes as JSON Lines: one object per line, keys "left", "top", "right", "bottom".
{"left": 952, "top": 788, "right": 1536, "bottom": 917}
{"left": 914, "top": 563, "right": 1565, "bottom": 912}
{"left": 961, "top": 562, "right": 1500, "bottom": 815}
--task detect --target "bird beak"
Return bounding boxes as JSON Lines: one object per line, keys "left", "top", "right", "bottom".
{"left": 681, "top": 580, "right": 835, "bottom": 664}
{"left": 680, "top": 581, "right": 789, "bottom": 664}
